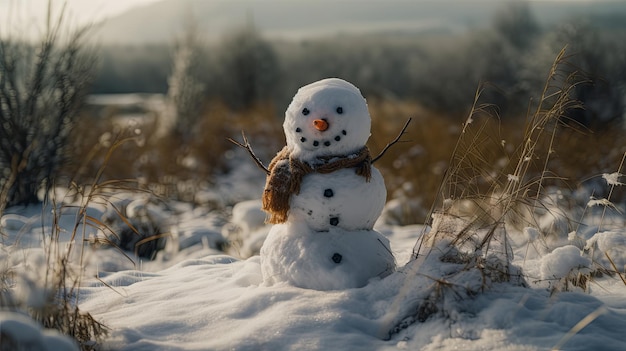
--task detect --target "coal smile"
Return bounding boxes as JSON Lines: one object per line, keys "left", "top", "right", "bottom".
{"left": 295, "top": 128, "right": 347, "bottom": 148}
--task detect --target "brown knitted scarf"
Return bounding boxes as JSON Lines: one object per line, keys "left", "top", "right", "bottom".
{"left": 262, "top": 146, "right": 372, "bottom": 224}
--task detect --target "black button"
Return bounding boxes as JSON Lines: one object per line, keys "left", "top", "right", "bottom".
{"left": 324, "top": 189, "right": 334, "bottom": 197}
{"left": 330, "top": 217, "right": 339, "bottom": 226}
{"left": 332, "top": 253, "right": 342, "bottom": 263}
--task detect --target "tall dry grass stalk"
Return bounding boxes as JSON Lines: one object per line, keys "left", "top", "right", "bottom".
{"left": 0, "top": 131, "right": 162, "bottom": 350}
{"left": 413, "top": 47, "right": 585, "bottom": 261}
{"left": 383, "top": 48, "right": 592, "bottom": 337}
{"left": 33, "top": 139, "right": 149, "bottom": 349}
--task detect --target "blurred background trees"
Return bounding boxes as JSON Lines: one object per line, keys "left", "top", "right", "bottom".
{"left": 88, "top": 1, "right": 626, "bottom": 128}
{"left": 213, "top": 20, "right": 281, "bottom": 110}
{"left": 161, "top": 18, "right": 206, "bottom": 142}
{"left": 1, "top": 0, "right": 625, "bottom": 216}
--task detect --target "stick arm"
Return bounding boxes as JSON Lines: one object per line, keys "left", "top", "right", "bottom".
{"left": 227, "top": 131, "right": 271, "bottom": 175}
{"left": 372, "top": 117, "right": 412, "bottom": 164}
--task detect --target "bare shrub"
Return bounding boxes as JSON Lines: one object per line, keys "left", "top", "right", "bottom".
{"left": 0, "top": 3, "right": 96, "bottom": 213}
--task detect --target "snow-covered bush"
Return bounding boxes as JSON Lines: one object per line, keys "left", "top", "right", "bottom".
{"left": 99, "top": 195, "right": 169, "bottom": 260}
{"left": 585, "top": 231, "right": 626, "bottom": 274}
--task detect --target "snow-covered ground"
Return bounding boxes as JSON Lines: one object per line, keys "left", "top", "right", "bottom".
{"left": 1, "top": 179, "right": 625, "bottom": 350}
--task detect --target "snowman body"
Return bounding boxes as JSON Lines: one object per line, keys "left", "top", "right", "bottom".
{"left": 260, "top": 78, "right": 395, "bottom": 290}
{"left": 290, "top": 167, "right": 386, "bottom": 232}
{"left": 261, "top": 221, "right": 394, "bottom": 290}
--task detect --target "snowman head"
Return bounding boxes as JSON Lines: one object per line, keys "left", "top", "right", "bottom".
{"left": 283, "top": 78, "right": 371, "bottom": 161}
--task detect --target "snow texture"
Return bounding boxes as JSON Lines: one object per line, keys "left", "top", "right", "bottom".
{"left": 290, "top": 167, "right": 386, "bottom": 231}
{"left": 0, "top": 311, "right": 79, "bottom": 351}
{"left": 1, "top": 78, "right": 626, "bottom": 350}
{"left": 1, "top": 189, "right": 626, "bottom": 351}
{"left": 260, "top": 220, "right": 395, "bottom": 290}
{"left": 585, "top": 230, "right": 626, "bottom": 271}
{"left": 540, "top": 245, "right": 591, "bottom": 280}
{"left": 222, "top": 199, "right": 270, "bottom": 258}
{"left": 602, "top": 172, "right": 624, "bottom": 186}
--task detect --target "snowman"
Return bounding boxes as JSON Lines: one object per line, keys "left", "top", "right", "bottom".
{"left": 258, "top": 78, "right": 396, "bottom": 290}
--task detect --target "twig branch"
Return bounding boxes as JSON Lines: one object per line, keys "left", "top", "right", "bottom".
{"left": 372, "top": 117, "right": 412, "bottom": 164}
{"left": 227, "top": 130, "right": 270, "bottom": 175}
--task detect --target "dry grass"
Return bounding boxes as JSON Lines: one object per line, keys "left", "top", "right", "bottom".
{"left": 65, "top": 100, "right": 284, "bottom": 204}
{"left": 0, "top": 198, "right": 110, "bottom": 351}
{"left": 414, "top": 48, "right": 584, "bottom": 258}
{"left": 65, "top": 61, "right": 624, "bottom": 217}
{"left": 1, "top": 135, "right": 172, "bottom": 350}
{"left": 369, "top": 99, "right": 460, "bottom": 220}
{"left": 381, "top": 47, "right": 626, "bottom": 336}
{"left": 2, "top": 43, "right": 621, "bottom": 347}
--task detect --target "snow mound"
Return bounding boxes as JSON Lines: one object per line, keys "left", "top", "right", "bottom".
{"left": 221, "top": 199, "right": 270, "bottom": 258}
{"left": 260, "top": 220, "right": 395, "bottom": 290}
{"left": 585, "top": 230, "right": 626, "bottom": 272}
{"left": 77, "top": 242, "right": 626, "bottom": 351}
{"left": 540, "top": 245, "right": 591, "bottom": 280}
{"left": 0, "top": 311, "right": 79, "bottom": 351}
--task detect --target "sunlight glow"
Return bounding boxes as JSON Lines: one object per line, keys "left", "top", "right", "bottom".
{"left": 0, "top": 0, "right": 161, "bottom": 26}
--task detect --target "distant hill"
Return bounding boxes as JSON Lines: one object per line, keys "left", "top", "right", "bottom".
{"left": 92, "top": 0, "right": 626, "bottom": 44}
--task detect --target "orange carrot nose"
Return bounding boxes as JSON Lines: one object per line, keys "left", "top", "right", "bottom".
{"left": 313, "top": 119, "right": 329, "bottom": 131}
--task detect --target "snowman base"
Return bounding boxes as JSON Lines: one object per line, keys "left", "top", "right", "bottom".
{"left": 260, "top": 220, "right": 395, "bottom": 290}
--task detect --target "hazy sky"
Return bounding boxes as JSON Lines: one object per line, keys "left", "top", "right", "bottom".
{"left": 0, "top": 0, "right": 161, "bottom": 25}
{"left": 0, "top": 0, "right": 591, "bottom": 25}
{"left": 0, "top": 0, "right": 588, "bottom": 23}
{"left": 0, "top": 0, "right": 595, "bottom": 35}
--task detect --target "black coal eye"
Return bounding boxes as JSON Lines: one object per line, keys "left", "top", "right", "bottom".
{"left": 302, "top": 108, "right": 310, "bottom": 116}
{"left": 336, "top": 106, "right": 343, "bottom": 114}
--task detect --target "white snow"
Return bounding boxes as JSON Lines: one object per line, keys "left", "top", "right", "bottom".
{"left": 585, "top": 230, "right": 626, "bottom": 271}
{"left": 290, "top": 167, "right": 386, "bottom": 231}
{"left": 602, "top": 172, "right": 624, "bottom": 186}
{"left": 540, "top": 245, "right": 591, "bottom": 280}
{"left": 587, "top": 197, "right": 615, "bottom": 208}
{"left": 0, "top": 311, "right": 79, "bottom": 351}
{"left": 1, "top": 79, "right": 625, "bottom": 350}
{"left": 221, "top": 199, "right": 269, "bottom": 258}
{"left": 260, "top": 220, "right": 395, "bottom": 290}
{"left": 0, "top": 187, "right": 625, "bottom": 350}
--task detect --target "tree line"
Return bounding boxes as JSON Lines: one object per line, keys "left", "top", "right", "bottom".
{"left": 1, "top": 1, "right": 625, "bottom": 211}
{"left": 91, "top": 2, "right": 626, "bottom": 127}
